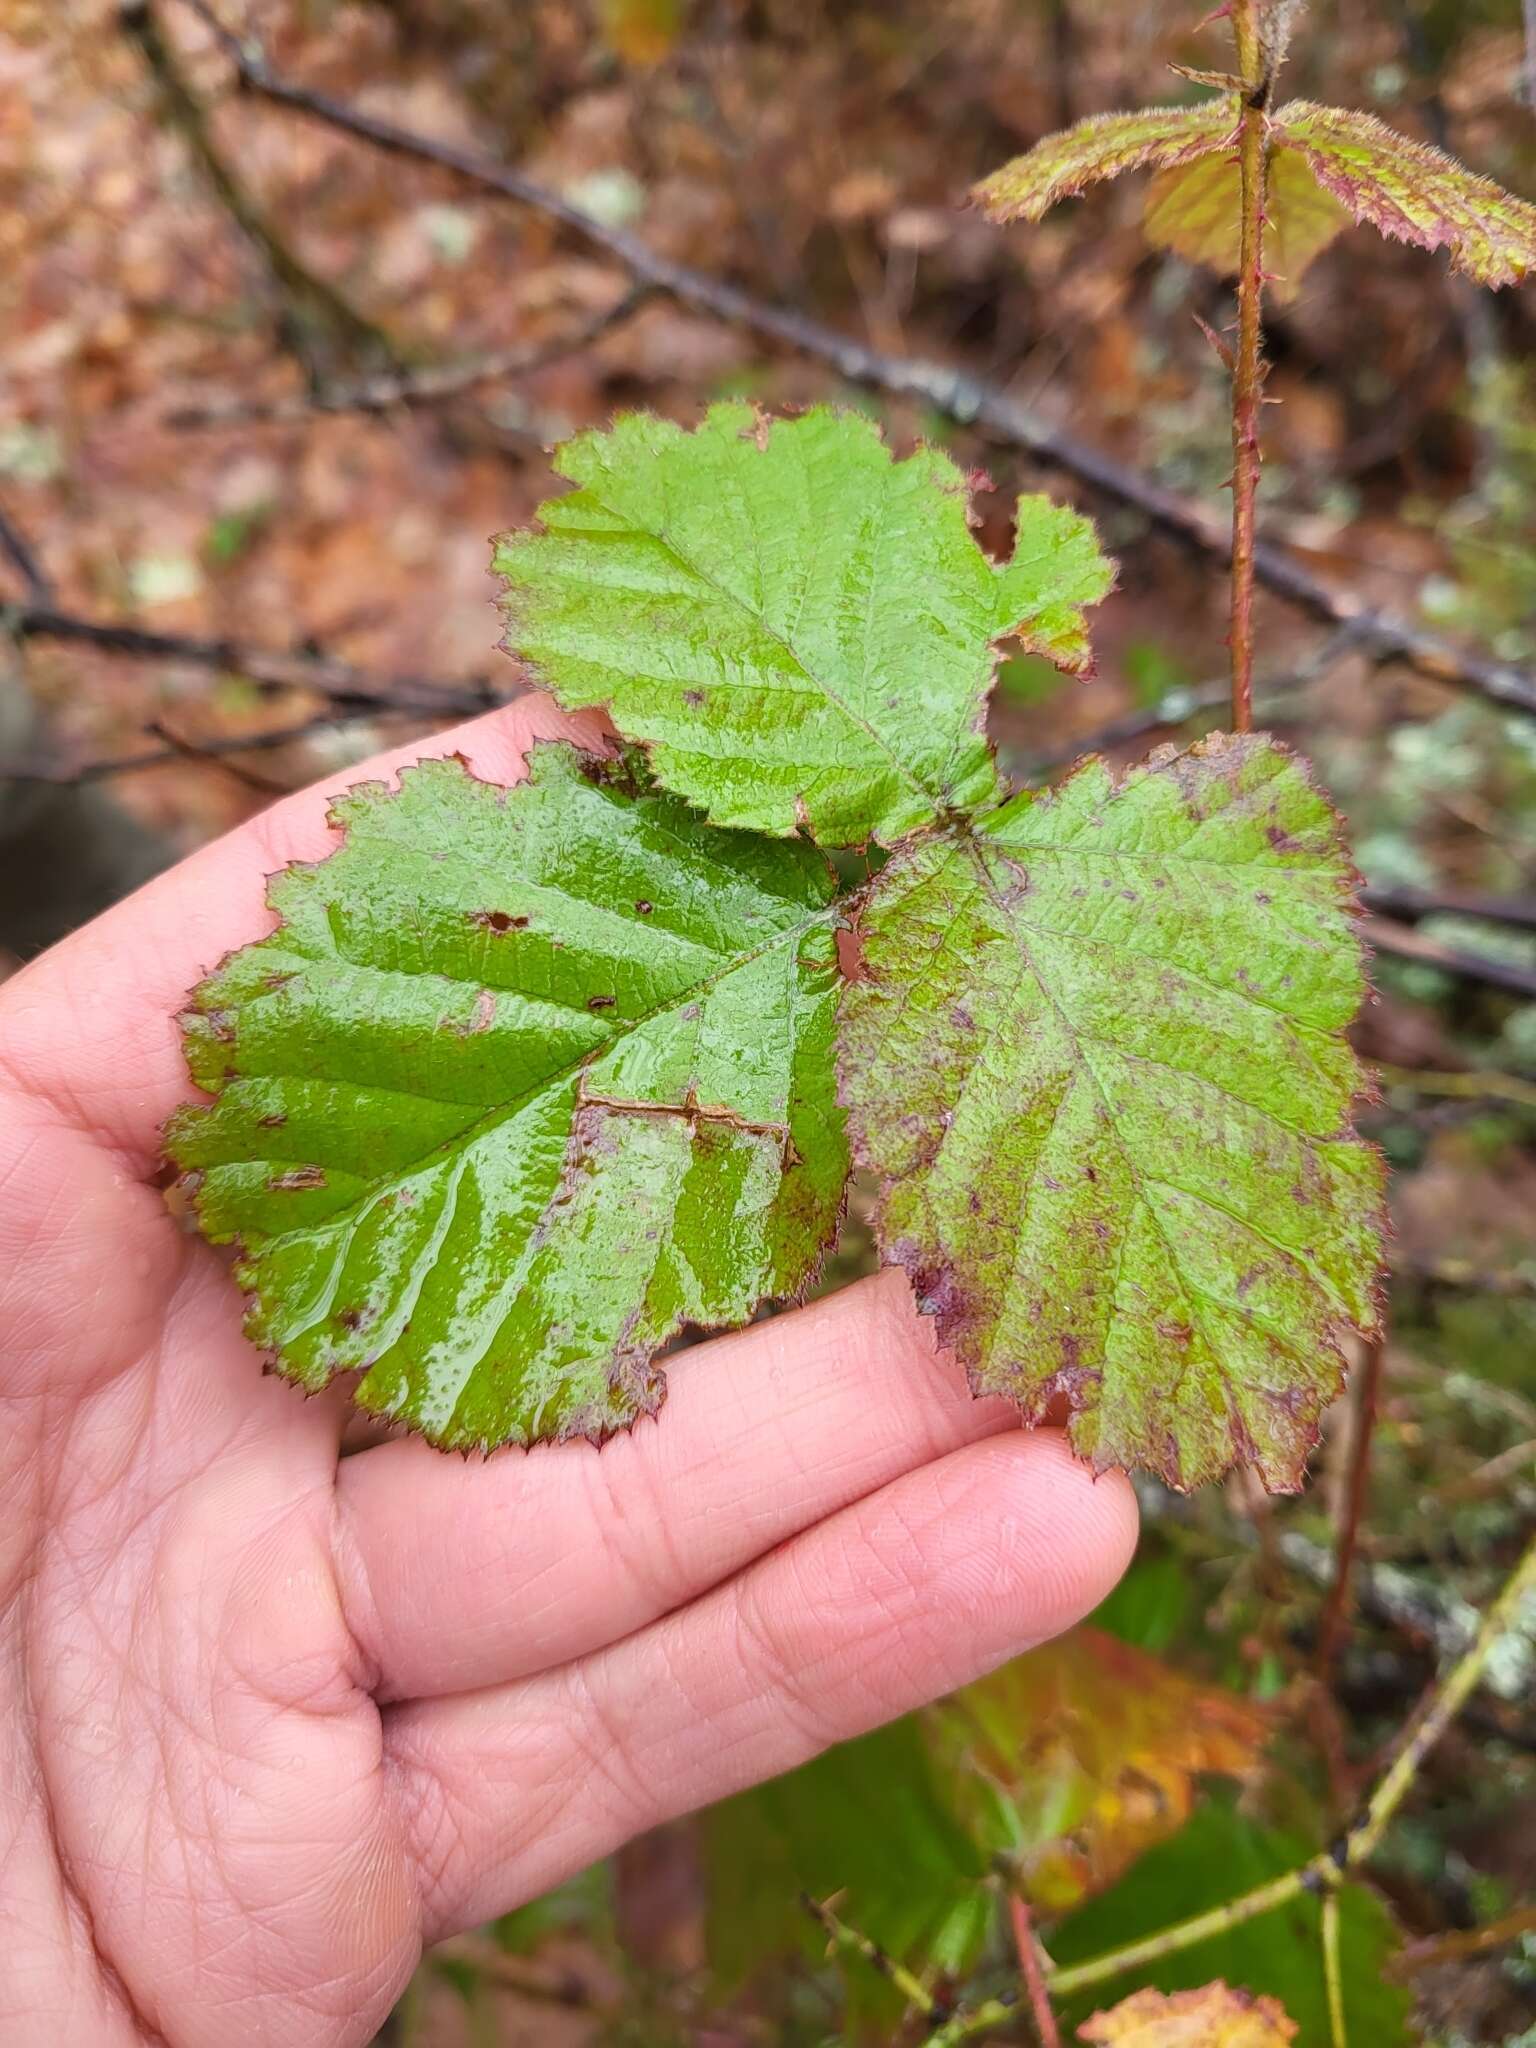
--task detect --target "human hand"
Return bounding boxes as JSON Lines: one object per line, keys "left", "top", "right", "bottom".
{"left": 0, "top": 693, "right": 1137, "bottom": 2048}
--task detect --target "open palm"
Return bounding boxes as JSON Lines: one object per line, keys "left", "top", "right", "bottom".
{"left": 0, "top": 693, "right": 1136, "bottom": 2048}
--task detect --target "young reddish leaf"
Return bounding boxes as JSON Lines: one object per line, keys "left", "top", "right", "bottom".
{"left": 1145, "top": 146, "right": 1352, "bottom": 299}
{"left": 493, "top": 404, "right": 1112, "bottom": 849}
{"left": 1080, "top": 1982, "right": 1298, "bottom": 2046}
{"left": 1275, "top": 101, "right": 1536, "bottom": 287}
{"left": 837, "top": 733, "right": 1385, "bottom": 1493}
{"left": 165, "top": 745, "right": 847, "bottom": 1451}
{"left": 974, "top": 102, "right": 1238, "bottom": 224}
{"left": 927, "top": 1629, "right": 1268, "bottom": 1914}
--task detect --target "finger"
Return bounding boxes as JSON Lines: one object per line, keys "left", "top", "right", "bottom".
{"left": 0, "top": 694, "right": 605, "bottom": 1170}
{"left": 386, "top": 1427, "right": 1138, "bottom": 1939}
{"left": 334, "top": 1271, "right": 1022, "bottom": 1702}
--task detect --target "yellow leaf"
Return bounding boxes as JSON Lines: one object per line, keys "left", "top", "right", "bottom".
{"left": 600, "top": 0, "right": 684, "bottom": 67}
{"left": 1080, "top": 1981, "right": 1299, "bottom": 2046}
{"left": 927, "top": 1629, "right": 1268, "bottom": 1914}
{"left": 1144, "top": 147, "right": 1351, "bottom": 301}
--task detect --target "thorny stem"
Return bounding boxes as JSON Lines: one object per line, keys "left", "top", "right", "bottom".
{"left": 1010, "top": 1892, "right": 1062, "bottom": 2048}
{"left": 1229, "top": 0, "right": 1271, "bottom": 733}
{"left": 800, "top": 1894, "right": 941, "bottom": 2019}
{"left": 1315, "top": 1332, "right": 1387, "bottom": 1680}
{"left": 920, "top": 1531, "right": 1536, "bottom": 2042}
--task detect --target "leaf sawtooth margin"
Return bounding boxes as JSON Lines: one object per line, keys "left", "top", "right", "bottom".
{"left": 492, "top": 403, "right": 1114, "bottom": 850}
{"left": 1275, "top": 101, "right": 1536, "bottom": 288}
{"left": 836, "top": 732, "right": 1387, "bottom": 1494}
{"left": 164, "top": 744, "right": 850, "bottom": 1452}
{"left": 973, "top": 101, "right": 1239, "bottom": 224}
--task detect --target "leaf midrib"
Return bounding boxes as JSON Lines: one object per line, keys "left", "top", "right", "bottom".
{"left": 965, "top": 836, "right": 1326, "bottom": 1454}
{"left": 571, "top": 477, "right": 950, "bottom": 826}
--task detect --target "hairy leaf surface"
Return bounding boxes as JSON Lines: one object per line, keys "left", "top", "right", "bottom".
{"left": 837, "top": 733, "right": 1385, "bottom": 1492}
{"left": 494, "top": 404, "right": 1112, "bottom": 848}
{"left": 1275, "top": 101, "right": 1536, "bottom": 287}
{"left": 166, "top": 745, "right": 847, "bottom": 1449}
{"left": 1080, "top": 1983, "right": 1298, "bottom": 2047}
{"left": 974, "top": 103, "right": 1238, "bottom": 224}
{"left": 1145, "top": 147, "right": 1351, "bottom": 298}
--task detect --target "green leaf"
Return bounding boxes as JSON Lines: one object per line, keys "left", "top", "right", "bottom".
{"left": 703, "top": 1717, "right": 992, "bottom": 2015}
{"left": 837, "top": 733, "right": 1385, "bottom": 1493}
{"left": 1275, "top": 101, "right": 1536, "bottom": 288}
{"left": 492, "top": 403, "right": 1113, "bottom": 849}
{"left": 973, "top": 103, "right": 1238, "bottom": 225}
{"left": 165, "top": 745, "right": 848, "bottom": 1450}
{"left": 1144, "top": 147, "right": 1352, "bottom": 300}
{"left": 1049, "top": 1799, "right": 1415, "bottom": 2047}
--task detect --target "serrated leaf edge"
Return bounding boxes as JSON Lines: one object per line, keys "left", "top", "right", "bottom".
{"left": 163, "top": 742, "right": 852, "bottom": 1456}
{"left": 834, "top": 731, "right": 1390, "bottom": 1495}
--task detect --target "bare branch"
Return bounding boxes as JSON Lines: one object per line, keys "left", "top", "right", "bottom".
{"left": 0, "top": 504, "right": 53, "bottom": 604}
{"left": 1364, "top": 914, "right": 1536, "bottom": 1002}
{"left": 164, "top": 287, "right": 654, "bottom": 429}
{"left": 167, "top": 0, "right": 1536, "bottom": 721}
{"left": 0, "top": 710, "right": 428, "bottom": 788}
{"left": 2, "top": 600, "right": 501, "bottom": 716}
{"left": 122, "top": 0, "right": 392, "bottom": 375}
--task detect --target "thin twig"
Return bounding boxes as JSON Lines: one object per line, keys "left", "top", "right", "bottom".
{"left": 799, "top": 1894, "right": 941, "bottom": 2018}
{"left": 167, "top": 0, "right": 1536, "bottom": 721}
{"left": 1361, "top": 884, "right": 1536, "bottom": 936}
{"left": 1009, "top": 1893, "right": 1061, "bottom": 2048}
{"left": 1364, "top": 915, "right": 1536, "bottom": 1002}
{"left": 922, "top": 1533, "right": 1536, "bottom": 2041}
{"left": 1, "top": 600, "right": 499, "bottom": 714}
{"left": 1315, "top": 1334, "right": 1387, "bottom": 1680}
{"left": 0, "top": 504, "right": 53, "bottom": 603}
{"left": 1322, "top": 1891, "right": 1349, "bottom": 2048}
{"left": 0, "top": 709, "right": 414, "bottom": 786}
{"left": 1525, "top": 0, "right": 1536, "bottom": 111}
{"left": 1376, "top": 1066, "right": 1536, "bottom": 1114}
{"left": 164, "top": 287, "right": 653, "bottom": 429}
{"left": 1392, "top": 1902, "right": 1536, "bottom": 1972}
{"left": 122, "top": 0, "right": 392, "bottom": 372}
{"left": 1229, "top": 0, "right": 1270, "bottom": 732}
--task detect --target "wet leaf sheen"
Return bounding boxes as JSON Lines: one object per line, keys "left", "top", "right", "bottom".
{"left": 166, "top": 745, "right": 847, "bottom": 1449}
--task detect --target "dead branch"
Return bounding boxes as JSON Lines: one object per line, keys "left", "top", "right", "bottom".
{"left": 163, "top": 287, "right": 654, "bottom": 428}
{"left": 1, "top": 600, "right": 499, "bottom": 718}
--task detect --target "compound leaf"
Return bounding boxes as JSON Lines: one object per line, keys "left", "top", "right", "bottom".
{"left": 493, "top": 404, "right": 1112, "bottom": 848}
{"left": 974, "top": 102, "right": 1238, "bottom": 224}
{"left": 1145, "top": 147, "right": 1352, "bottom": 299}
{"left": 166, "top": 744, "right": 848, "bottom": 1450}
{"left": 1275, "top": 101, "right": 1536, "bottom": 287}
{"left": 1080, "top": 1983, "right": 1298, "bottom": 2047}
{"left": 837, "top": 733, "right": 1385, "bottom": 1493}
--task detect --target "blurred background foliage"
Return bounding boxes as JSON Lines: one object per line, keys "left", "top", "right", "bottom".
{"left": 2, "top": 0, "right": 1534, "bottom": 2040}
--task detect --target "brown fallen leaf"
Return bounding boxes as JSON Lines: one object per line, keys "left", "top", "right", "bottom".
{"left": 1080, "top": 1981, "right": 1299, "bottom": 2046}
